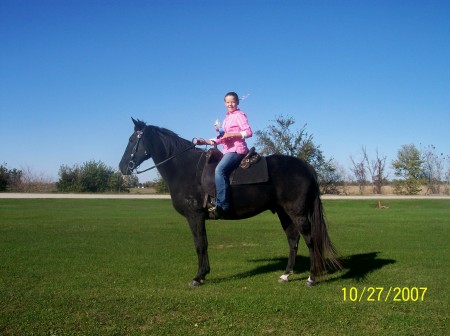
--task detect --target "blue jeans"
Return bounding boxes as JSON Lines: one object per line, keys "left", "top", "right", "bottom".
{"left": 215, "top": 152, "right": 243, "bottom": 211}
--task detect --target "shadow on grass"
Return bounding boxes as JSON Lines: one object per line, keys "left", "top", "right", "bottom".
{"left": 336, "top": 252, "right": 396, "bottom": 282}
{"left": 210, "top": 252, "right": 396, "bottom": 284}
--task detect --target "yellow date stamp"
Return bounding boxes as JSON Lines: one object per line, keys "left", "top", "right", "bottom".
{"left": 342, "top": 287, "right": 428, "bottom": 302}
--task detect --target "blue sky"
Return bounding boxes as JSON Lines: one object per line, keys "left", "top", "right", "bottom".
{"left": 1, "top": 0, "right": 449, "bottom": 182}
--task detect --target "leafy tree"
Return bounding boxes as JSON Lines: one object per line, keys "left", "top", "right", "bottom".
{"left": 57, "top": 160, "right": 128, "bottom": 193}
{"left": 254, "top": 115, "right": 339, "bottom": 193}
{"left": 255, "top": 115, "right": 315, "bottom": 159}
{"left": 319, "top": 159, "right": 344, "bottom": 195}
{"left": 392, "top": 144, "right": 424, "bottom": 195}
{"left": 0, "top": 164, "right": 8, "bottom": 191}
{"left": 57, "top": 164, "right": 82, "bottom": 192}
{"left": 0, "top": 163, "right": 22, "bottom": 191}
{"left": 79, "top": 161, "right": 111, "bottom": 192}
{"left": 153, "top": 173, "right": 169, "bottom": 194}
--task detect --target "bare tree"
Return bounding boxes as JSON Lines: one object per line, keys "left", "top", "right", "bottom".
{"left": 446, "top": 156, "right": 450, "bottom": 195}
{"left": 20, "top": 165, "right": 55, "bottom": 192}
{"left": 350, "top": 147, "right": 387, "bottom": 195}
{"left": 363, "top": 148, "right": 387, "bottom": 194}
{"left": 350, "top": 148, "right": 367, "bottom": 194}
{"left": 421, "top": 144, "right": 445, "bottom": 194}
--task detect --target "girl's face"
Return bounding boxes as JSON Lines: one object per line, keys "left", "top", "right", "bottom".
{"left": 224, "top": 95, "right": 238, "bottom": 112}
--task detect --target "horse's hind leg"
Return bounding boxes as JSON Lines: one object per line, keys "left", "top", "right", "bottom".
{"left": 301, "top": 230, "right": 317, "bottom": 286}
{"left": 294, "top": 215, "right": 317, "bottom": 286}
{"left": 277, "top": 209, "right": 300, "bottom": 283}
{"left": 279, "top": 209, "right": 317, "bottom": 286}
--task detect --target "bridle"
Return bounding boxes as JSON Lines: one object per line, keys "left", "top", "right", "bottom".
{"left": 127, "top": 127, "right": 148, "bottom": 172}
{"left": 127, "top": 126, "right": 197, "bottom": 174}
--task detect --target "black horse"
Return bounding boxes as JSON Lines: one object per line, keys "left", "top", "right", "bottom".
{"left": 119, "top": 118, "right": 341, "bottom": 287}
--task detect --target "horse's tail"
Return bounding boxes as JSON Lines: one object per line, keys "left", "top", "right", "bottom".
{"left": 310, "top": 192, "right": 342, "bottom": 278}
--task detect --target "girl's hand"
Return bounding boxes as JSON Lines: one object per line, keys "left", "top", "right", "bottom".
{"left": 193, "top": 138, "right": 210, "bottom": 145}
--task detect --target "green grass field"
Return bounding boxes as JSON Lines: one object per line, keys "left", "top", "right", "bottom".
{"left": 0, "top": 199, "right": 449, "bottom": 335}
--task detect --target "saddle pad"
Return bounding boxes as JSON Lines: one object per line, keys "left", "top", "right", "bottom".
{"left": 230, "top": 157, "right": 269, "bottom": 185}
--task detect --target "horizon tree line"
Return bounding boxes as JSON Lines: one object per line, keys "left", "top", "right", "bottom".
{"left": 1, "top": 116, "right": 449, "bottom": 195}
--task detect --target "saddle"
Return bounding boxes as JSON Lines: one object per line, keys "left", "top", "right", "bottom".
{"left": 200, "top": 147, "right": 269, "bottom": 207}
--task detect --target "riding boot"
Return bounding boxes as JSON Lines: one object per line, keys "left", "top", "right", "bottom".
{"left": 208, "top": 206, "right": 229, "bottom": 220}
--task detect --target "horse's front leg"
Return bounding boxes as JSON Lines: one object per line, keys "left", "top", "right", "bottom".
{"left": 186, "top": 213, "right": 210, "bottom": 287}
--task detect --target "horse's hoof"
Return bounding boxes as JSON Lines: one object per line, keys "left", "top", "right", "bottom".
{"left": 189, "top": 279, "right": 203, "bottom": 287}
{"left": 278, "top": 274, "right": 290, "bottom": 283}
{"left": 305, "top": 279, "right": 317, "bottom": 287}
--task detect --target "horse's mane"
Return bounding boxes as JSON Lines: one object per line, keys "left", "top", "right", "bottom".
{"left": 151, "top": 126, "right": 193, "bottom": 150}
{"left": 136, "top": 120, "right": 199, "bottom": 152}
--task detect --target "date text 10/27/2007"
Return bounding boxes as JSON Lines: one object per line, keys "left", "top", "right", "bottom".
{"left": 342, "top": 287, "right": 427, "bottom": 302}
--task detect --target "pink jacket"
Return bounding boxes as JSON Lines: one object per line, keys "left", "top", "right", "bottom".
{"left": 214, "top": 109, "right": 253, "bottom": 154}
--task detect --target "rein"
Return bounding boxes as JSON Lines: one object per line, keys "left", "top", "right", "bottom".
{"left": 129, "top": 126, "right": 197, "bottom": 174}
{"left": 135, "top": 144, "right": 196, "bottom": 174}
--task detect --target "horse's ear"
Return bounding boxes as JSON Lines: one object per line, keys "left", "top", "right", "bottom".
{"left": 131, "top": 117, "right": 138, "bottom": 126}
